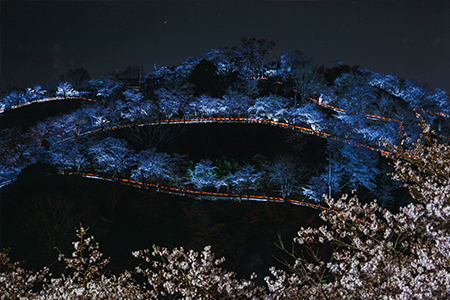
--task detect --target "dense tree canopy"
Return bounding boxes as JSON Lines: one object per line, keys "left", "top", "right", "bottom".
{"left": 1, "top": 37, "right": 450, "bottom": 299}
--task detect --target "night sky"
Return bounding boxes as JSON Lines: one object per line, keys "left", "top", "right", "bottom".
{"left": 2, "top": 1, "right": 450, "bottom": 93}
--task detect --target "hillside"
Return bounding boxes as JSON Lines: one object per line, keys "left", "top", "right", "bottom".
{"left": 1, "top": 40, "right": 450, "bottom": 298}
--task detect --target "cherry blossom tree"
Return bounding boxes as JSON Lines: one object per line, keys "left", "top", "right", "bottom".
{"left": 229, "top": 164, "right": 263, "bottom": 200}
{"left": 25, "top": 85, "right": 48, "bottom": 101}
{"left": 187, "top": 159, "right": 217, "bottom": 200}
{"left": 129, "top": 149, "right": 174, "bottom": 190}
{"left": 221, "top": 92, "right": 254, "bottom": 117}
{"left": 266, "top": 122, "right": 450, "bottom": 299}
{"left": 248, "top": 94, "right": 290, "bottom": 121}
{"left": 155, "top": 88, "right": 192, "bottom": 119}
{"left": 289, "top": 102, "right": 327, "bottom": 130}
{"left": 56, "top": 82, "right": 83, "bottom": 97}
{"left": 88, "top": 137, "right": 131, "bottom": 176}
{"left": 189, "top": 95, "right": 228, "bottom": 118}
{"left": 120, "top": 89, "right": 156, "bottom": 122}
{"left": 49, "top": 141, "right": 88, "bottom": 172}
{"left": 92, "top": 76, "right": 124, "bottom": 100}
{"left": 1, "top": 91, "right": 26, "bottom": 109}
{"left": 279, "top": 49, "right": 311, "bottom": 80}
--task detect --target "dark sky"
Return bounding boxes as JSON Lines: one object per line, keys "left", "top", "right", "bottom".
{"left": 2, "top": 1, "right": 450, "bottom": 93}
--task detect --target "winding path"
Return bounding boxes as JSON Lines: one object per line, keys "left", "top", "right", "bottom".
{"left": 54, "top": 117, "right": 396, "bottom": 157}
{"left": 0, "top": 96, "right": 101, "bottom": 114}
{"left": 65, "top": 171, "right": 372, "bottom": 226}
{"left": 256, "top": 76, "right": 450, "bottom": 121}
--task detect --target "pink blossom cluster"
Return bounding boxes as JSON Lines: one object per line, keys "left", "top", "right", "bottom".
{"left": 2, "top": 124, "right": 450, "bottom": 299}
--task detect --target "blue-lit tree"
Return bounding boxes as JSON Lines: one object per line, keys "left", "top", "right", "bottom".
{"left": 289, "top": 102, "right": 327, "bottom": 130}
{"left": 155, "top": 88, "right": 192, "bottom": 119}
{"left": 49, "top": 141, "right": 88, "bottom": 173}
{"left": 292, "top": 67, "right": 324, "bottom": 106}
{"left": 189, "top": 95, "right": 228, "bottom": 118}
{"left": 92, "top": 76, "right": 124, "bottom": 101}
{"left": 279, "top": 49, "right": 311, "bottom": 80}
{"left": 221, "top": 92, "right": 254, "bottom": 117}
{"left": 120, "top": 89, "right": 156, "bottom": 122}
{"left": 203, "top": 46, "right": 238, "bottom": 75}
{"left": 326, "top": 140, "right": 380, "bottom": 194}
{"left": 25, "top": 85, "right": 48, "bottom": 101}
{"left": 229, "top": 164, "right": 263, "bottom": 200}
{"left": 333, "top": 72, "right": 370, "bottom": 97}
{"left": 129, "top": 149, "right": 174, "bottom": 190}
{"left": 368, "top": 72, "right": 403, "bottom": 97}
{"left": 1, "top": 91, "right": 26, "bottom": 109}
{"left": 88, "top": 137, "right": 131, "bottom": 176}
{"left": 248, "top": 94, "right": 290, "bottom": 121}
{"left": 0, "top": 165, "right": 22, "bottom": 188}
{"left": 187, "top": 160, "right": 217, "bottom": 201}
{"left": 56, "top": 82, "right": 83, "bottom": 97}
{"left": 77, "top": 105, "right": 109, "bottom": 131}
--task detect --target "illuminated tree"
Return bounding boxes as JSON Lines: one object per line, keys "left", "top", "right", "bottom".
{"left": 93, "top": 76, "right": 124, "bottom": 100}
{"left": 279, "top": 49, "right": 311, "bottom": 80}
{"left": 248, "top": 94, "right": 290, "bottom": 121}
{"left": 292, "top": 67, "right": 324, "bottom": 106}
{"left": 49, "top": 141, "right": 88, "bottom": 172}
{"left": 289, "top": 102, "right": 327, "bottom": 130}
{"left": 187, "top": 160, "right": 217, "bottom": 201}
{"left": 266, "top": 123, "right": 450, "bottom": 299}
{"left": 221, "top": 92, "right": 254, "bottom": 117}
{"left": 120, "top": 90, "right": 156, "bottom": 122}
{"left": 155, "top": 88, "right": 192, "bottom": 119}
{"left": 129, "top": 149, "right": 174, "bottom": 190}
{"left": 1, "top": 91, "right": 26, "bottom": 108}
{"left": 189, "top": 95, "right": 228, "bottom": 118}
{"left": 88, "top": 137, "right": 131, "bottom": 176}
{"left": 229, "top": 164, "right": 263, "bottom": 200}
{"left": 25, "top": 85, "right": 48, "bottom": 101}
{"left": 56, "top": 82, "right": 82, "bottom": 97}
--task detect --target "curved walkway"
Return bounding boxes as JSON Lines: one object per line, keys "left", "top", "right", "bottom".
{"left": 65, "top": 171, "right": 372, "bottom": 225}
{"left": 0, "top": 96, "right": 101, "bottom": 114}
{"left": 255, "top": 76, "right": 450, "bottom": 121}
{"left": 55, "top": 117, "right": 396, "bottom": 157}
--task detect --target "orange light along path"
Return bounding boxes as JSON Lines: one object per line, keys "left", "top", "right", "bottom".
{"left": 0, "top": 96, "right": 101, "bottom": 114}
{"left": 253, "top": 76, "right": 450, "bottom": 141}
{"left": 413, "top": 107, "right": 449, "bottom": 118}
{"left": 253, "top": 76, "right": 406, "bottom": 123}
{"left": 54, "top": 117, "right": 396, "bottom": 157}
{"left": 254, "top": 76, "right": 450, "bottom": 122}
{"left": 65, "top": 171, "right": 372, "bottom": 226}
{"left": 306, "top": 95, "right": 405, "bottom": 123}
